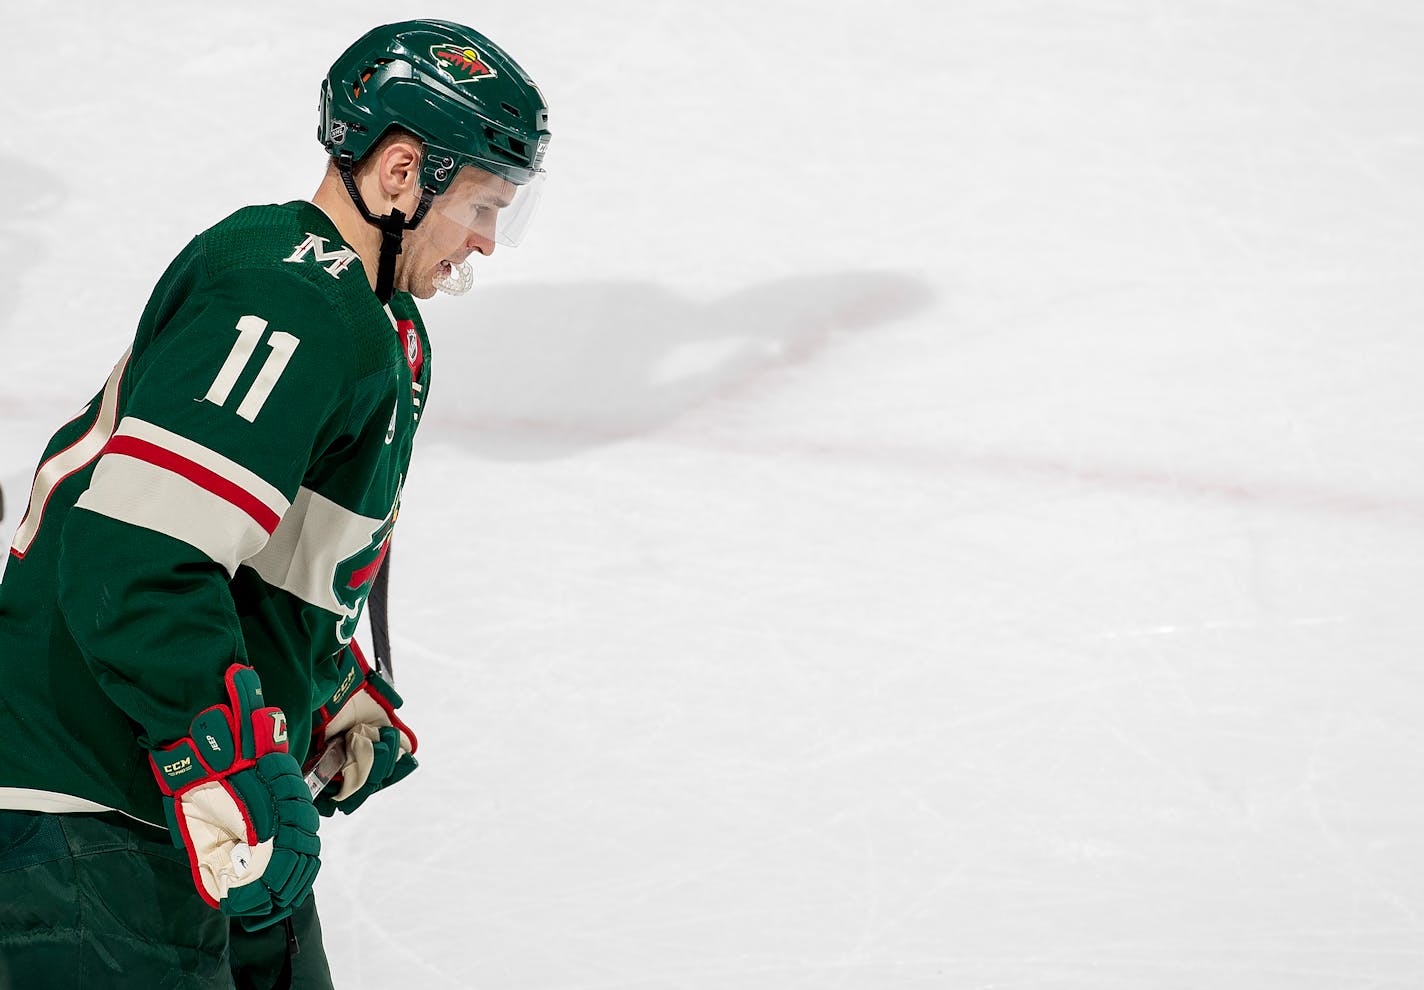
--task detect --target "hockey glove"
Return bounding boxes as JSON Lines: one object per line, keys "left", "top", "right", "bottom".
{"left": 149, "top": 664, "right": 321, "bottom": 928}
{"left": 307, "top": 640, "right": 417, "bottom": 816}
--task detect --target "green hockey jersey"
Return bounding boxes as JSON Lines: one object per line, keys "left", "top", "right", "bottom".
{"left": 0, "top": 201, "right": 431, "bottom": 827}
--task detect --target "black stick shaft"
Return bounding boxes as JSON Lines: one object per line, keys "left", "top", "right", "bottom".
{"left": 369, "top": 541, "right": 394, "bottom": 682}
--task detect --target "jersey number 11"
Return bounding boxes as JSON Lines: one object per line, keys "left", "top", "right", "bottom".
{"left": 204, "top": 315, "right": 301, "bottom": 423}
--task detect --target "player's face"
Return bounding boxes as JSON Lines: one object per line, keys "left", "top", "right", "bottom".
{"left": 398, "top": 166, "right": 515, "bottom": 299}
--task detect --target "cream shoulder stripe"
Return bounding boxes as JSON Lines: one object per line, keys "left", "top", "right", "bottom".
{"left": 11, "top": 348, "right": 130, "bottom": 558}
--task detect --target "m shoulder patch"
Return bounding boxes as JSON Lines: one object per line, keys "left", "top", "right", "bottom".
{"left": 284, "top": 233, "right": 361, "bottom": 279}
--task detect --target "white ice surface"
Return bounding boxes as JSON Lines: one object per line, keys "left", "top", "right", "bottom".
{"left": 3, "top": 2, "right": 1424, "bottom": 987}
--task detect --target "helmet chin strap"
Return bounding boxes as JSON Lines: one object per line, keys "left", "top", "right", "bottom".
{"left": 335, "top": 152, "right": 436, "bottom": 304}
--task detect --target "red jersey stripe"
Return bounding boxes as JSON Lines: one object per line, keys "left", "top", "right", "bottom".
{"left": 101, "top": 436, "right": 282, "bottom": 535}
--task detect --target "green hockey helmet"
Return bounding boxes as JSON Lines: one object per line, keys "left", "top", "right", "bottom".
{"left": 318, "top": 20, "right": 551, "bottom": 300}
{"left": 319, "top": 19, "right": 550, "bottom": 191}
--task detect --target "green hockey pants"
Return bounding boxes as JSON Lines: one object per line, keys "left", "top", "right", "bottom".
{"left": 0, "top": 809, "right": 334, "bottom": 989}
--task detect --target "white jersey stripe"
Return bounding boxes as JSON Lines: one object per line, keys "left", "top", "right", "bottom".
{"left": 112, "top": 418, "right": 290, "bottom": 520}
{"left": 0, "top": 787, "right": 110, "bottom": 814}
{"left": 75, "top": 455, "right": 273, "bottom": 576}
{"left": 11, "top": 348, "right": 130, "bottom": 558}
{"left": 247, "top": 487, "right": 387, "bottom": 626}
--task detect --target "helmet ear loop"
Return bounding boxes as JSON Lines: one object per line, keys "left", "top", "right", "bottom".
{"left": 335, "top": 152, "right": 436, "bottom": 303}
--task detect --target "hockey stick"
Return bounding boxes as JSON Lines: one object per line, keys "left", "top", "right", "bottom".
{"left": 367, "top": 539, "right": 394, "bottom": 683}
{"left": 303, "top": 738, "right": 347, "bottom": 799}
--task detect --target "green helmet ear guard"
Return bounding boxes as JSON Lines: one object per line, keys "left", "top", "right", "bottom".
{"left": 318, "top": 19, "right": 550, "bottom": 193}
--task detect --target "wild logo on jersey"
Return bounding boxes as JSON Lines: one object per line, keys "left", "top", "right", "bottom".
{"left": 332, "top": 510, "right": 396, "bottom": 643}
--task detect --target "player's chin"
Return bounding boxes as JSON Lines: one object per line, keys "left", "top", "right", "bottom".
{"left": 407, "top": 273, "right": 439, "bottom": 300}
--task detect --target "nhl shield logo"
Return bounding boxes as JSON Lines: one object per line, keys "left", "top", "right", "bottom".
{"left": 397, "top": 319, "right": 424, "bottom": 378}
{"left": 430, "top": 44, "right": 498, "bottom": 84}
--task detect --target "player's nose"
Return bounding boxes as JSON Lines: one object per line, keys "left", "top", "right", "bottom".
{"left": 467, "top": 231, "right": 495, "bottom": 257}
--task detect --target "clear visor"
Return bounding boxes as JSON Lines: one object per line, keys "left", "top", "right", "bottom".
{"left": 430, "top": 165, "right": 546, "bottom": 249}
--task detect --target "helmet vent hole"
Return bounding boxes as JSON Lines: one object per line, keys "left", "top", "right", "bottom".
{"left": 354, "top": 66, "right": 380, "bottom": 100}
{"left": 483, "top": 127, "right": 528, "bottom": 165}
{"left": 501, "top": 102, "right": 522, "bottom": 119}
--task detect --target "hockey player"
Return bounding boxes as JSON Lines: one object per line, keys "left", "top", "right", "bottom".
{"left": 0, "top": 20, "right": 549, "bottom": 989}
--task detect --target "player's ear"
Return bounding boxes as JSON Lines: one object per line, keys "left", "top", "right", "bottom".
{"left": 378, "top": 139, "right": 423, "bottom": 202}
